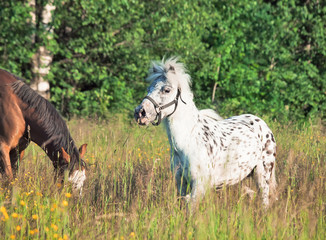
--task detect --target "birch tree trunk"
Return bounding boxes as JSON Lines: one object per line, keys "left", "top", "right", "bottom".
{"left": 29, "top": 0, "right": 55, "bottom": 99}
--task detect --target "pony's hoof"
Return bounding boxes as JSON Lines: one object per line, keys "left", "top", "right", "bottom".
{"left": 184, "top": 194, "right": 191, "bottom": 203}
{"left": 242, "top": 186, "right": 256, "bottom": 200}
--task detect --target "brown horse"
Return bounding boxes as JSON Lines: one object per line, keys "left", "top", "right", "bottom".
{"left": 0, "top": 69, "right": 87, "bottom": 192}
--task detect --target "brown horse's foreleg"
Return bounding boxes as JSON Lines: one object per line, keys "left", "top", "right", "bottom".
{"left": 10, "top": 137, "right": 29, "bottom": 172}
{"left": 0, "top": 144, "right": 14, "bottom": 180}
{"left": 10, "top": 149, "right": 23, "bottom": 172}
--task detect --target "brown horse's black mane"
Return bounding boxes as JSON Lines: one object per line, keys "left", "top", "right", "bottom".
{"left": 10, "top": 76, "right": 84, "bottom": 172}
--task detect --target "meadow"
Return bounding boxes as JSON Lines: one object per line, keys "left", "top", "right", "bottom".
{"left": 0, "top": 115, "right": 325, "bottom": 240}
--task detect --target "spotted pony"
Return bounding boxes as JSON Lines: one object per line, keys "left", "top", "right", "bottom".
{"left": 135, "top": 57, "right": 277, "bottom": 207}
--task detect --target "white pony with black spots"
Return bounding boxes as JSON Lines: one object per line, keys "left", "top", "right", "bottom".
{"left": 134, "top": 57, "right": 277, "bottom": 208}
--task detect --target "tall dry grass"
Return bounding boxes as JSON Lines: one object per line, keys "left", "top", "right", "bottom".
{"left": 0, "top": 116, "right": 325, "bottom": 239}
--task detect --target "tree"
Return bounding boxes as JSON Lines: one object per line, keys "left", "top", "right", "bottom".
{"left": 29, "top": 0, "right": 56, "bottom": 99}
{"left": 1, "top": 0, "right": 325, "bottom": 121}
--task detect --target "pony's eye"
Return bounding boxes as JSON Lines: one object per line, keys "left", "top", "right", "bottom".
{"left": 163, "top": 88, "right": 171, "bottom": 94}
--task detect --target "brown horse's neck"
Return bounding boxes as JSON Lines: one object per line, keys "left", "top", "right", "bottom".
{"left": 11, "top": 80, "right": 80, "bottom": 172}
{"left": 25, "top": 113, "right": 80, "bottom": 171}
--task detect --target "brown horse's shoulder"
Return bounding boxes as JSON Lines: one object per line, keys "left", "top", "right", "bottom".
{"left": 0, "top": 70, "right": 26, "bottom": 150}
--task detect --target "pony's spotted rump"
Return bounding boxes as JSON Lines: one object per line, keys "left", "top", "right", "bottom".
{"left": 135, "top": 57, "right": 277, "bottom": 207}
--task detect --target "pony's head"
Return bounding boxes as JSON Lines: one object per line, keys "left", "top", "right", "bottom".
{"left": 135, "top": 57, "right": 192, "bottom": 126}
{"left": 61, "top": 144, "right": 87, "bottom": 193}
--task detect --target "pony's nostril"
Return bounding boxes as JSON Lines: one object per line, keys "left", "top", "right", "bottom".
{"left": 140, "top": 108, "right": 146, "bottom": 117}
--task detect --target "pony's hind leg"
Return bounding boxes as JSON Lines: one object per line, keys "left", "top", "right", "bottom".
{"left": 255, "top": 154, "right": 276, "bottom": 207}
{"left": 269, "top": 160, "right": 278, "bottom": 201}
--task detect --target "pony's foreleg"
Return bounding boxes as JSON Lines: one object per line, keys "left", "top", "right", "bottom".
{"left": 175, "top": 168, "right": 188, "bottom": 197}
{"left": 0, "top": 144, "right": 14, "bottom": 180}
{"left": 171, "top": 152, "right": 190, "bottom": 198}
{"left": 189, "top": 178, "right": 207, "bottom": 207}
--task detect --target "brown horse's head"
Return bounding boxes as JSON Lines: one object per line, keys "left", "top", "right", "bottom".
{"left": 61, "top": 144, "right": 87, "bottom": 194}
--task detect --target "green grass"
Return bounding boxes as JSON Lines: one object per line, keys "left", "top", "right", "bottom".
{"left": 0, "top": 115, "right": 325, "bottom": 239}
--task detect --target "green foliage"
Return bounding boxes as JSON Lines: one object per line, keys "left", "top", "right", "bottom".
{"left": 1, "top": 0, "right": 325, "bottom": 121}
{"left": 0, "top": 1, "right": 34, "bottom": 79}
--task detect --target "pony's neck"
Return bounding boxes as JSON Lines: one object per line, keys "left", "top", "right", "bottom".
{"left": 164, "top": 99, "right": 199, "bottom": 152}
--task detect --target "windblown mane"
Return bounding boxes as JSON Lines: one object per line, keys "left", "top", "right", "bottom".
{"left": 10, "top": 78, "right": 82, "bottom": 171}
{"left": 147, "top": 57, "right": 194, "bottom": 103}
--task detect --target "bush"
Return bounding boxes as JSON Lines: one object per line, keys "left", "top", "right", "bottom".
{"left": 0, "top": 1, "right": 34, "bottom": 79}
{"left": 0, "top": 0, "right": 325, "bottom": 122}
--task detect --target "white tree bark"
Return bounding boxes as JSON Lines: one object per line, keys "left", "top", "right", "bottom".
{"left": 29, "top": 0, "right": 55, "bottom": 99}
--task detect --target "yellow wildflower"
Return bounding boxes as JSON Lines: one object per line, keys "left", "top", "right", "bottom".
{"left": 30, "top": 230, "right": 35, "bottom": 235}
{"left": 12, "top": 212, "right": 19, "bottom": 218}
{"left": 129, "top": 232, "right": 135, "bottom": 238}
{"left": 51, "top": 203, "right": 57, "bottom": 211}
{"left": 53, "top": 233, "right": 58, "bottom": 239}
{"left": 20, "top": 200, "right": 26, "bottom": 206}
{"left": 51, "top": 223, "right": 58, "bottom": 231}
{"left": 62, "top": 200, "right": 68, "bottom": 207}
{"left": 10, "top": 235, "right": 15, "bottom": 239}
{"left": 65, "top": 193, "right": 72, "bottom": 198}
{"left": 32, "top": 214, "right": 38, "bottom": 220}
{"left": 16, "top": 225, "right": 21, "bottom": 231}
{"left": 63, "top": 234, "right": 69, "bottom": 240}
{"left": 0, "top": 206, "right": 9, "bottom": 220}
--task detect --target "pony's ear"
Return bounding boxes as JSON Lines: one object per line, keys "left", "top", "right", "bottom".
{"left": 168, "top": 65, "right": 175, "bottom": 73}
{"left": 79, "top": 144, "right": 87, "bottom": 159}
{"left": 61, "top": 147, "right": 70, "bottom": 164}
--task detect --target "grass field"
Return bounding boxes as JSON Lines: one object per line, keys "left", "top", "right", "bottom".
{"left": 0, "top": 115, "right": 325, "bottom": 239}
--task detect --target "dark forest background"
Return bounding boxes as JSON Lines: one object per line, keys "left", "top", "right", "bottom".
{"left": 1, "top": 0, "right": 325, "bottom": 122}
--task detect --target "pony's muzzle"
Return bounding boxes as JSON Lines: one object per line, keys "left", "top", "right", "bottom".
{"left": 134, "top": 105, "right": 148, "bottom": 125}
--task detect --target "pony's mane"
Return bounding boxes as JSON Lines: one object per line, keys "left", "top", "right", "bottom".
{"left": 10, "top": 78, "right": 82, "bottom": 171}
{"left": 147, "top": 57, "right": 193, "bottom": 101}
